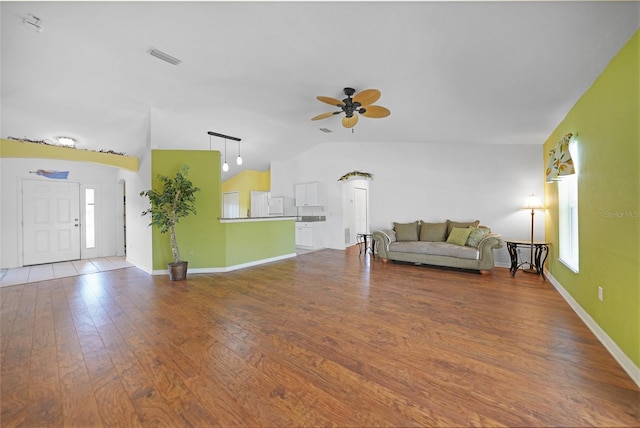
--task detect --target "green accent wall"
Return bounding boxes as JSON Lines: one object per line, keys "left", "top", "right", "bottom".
{"left": 544, "top": 30, "right": 639, "bottom": 366}
{"left": 150, "top": 150, "right": 295, "bottom": 271}
{"left": 221, "top": 169, "right": 271, "bottom": 217}
{"left": 224, "top": 219, "right": 296, "bottom": 266}
{"left": 150, "top": 150, "right": 227, "bottom": 270}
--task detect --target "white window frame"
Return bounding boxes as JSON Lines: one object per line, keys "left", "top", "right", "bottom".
{"left": 558, "top": 139, "right": 579, "bottom": 272}
{"left": 81, "top": 183, "right": 100, "bottom": 259}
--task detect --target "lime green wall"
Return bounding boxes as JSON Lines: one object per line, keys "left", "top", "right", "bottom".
{"left": 224, "top": 219, "right": 296, "bottom": 266}
{"left": 1, "top": 138, "right": 138, "bottom": 170}
{"left": 544, "top": 31, "right": 639, "bottom": 366}
{"left": 221, "top": 169, "right": 271, "bottom": 217}
{"left": 151, "top": 152, "right": 294, "bottom": 270}
{"left": 151, "top": 150, "right": 227, "bottom": 269}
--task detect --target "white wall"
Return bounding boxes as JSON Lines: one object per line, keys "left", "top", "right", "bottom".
{"left": 271, "top": 142, "right": 545, "bottom": 267}
{"left": 1, "top": 158, "right": 121, "bottom": 269}
{"left": 118, "top": 151, "right": 153, "bottom": 273}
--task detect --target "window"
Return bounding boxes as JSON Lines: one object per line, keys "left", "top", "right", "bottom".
{"left": 85, "top": 188, "right": 96, "bottom": 249}
{"left": 558, "top": 140, "right": 578, "bottom": 272}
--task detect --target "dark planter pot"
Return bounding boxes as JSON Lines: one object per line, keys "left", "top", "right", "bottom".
{"left": 168, "top": 261, "right": 188, "bottom": 281}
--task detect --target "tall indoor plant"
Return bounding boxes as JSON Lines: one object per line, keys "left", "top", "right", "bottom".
{"left": 140, "top": 164, "right": 200, "bottom": 281}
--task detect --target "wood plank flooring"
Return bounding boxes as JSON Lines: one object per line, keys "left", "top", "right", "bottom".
{"left": 1, "top": 248, "right": 638, "bottom": 427}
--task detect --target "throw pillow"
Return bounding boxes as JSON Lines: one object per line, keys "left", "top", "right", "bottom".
{"left": 419, "top": 221, "right": 448, "bottom": 242}
{"left": 447, "top": 219, "right": 480, "bottom": 236}
{"left": 446, "top": 227, "right": 473, "bottom": 246}
{"left": 394, "top": 221, "right": 419, "bottom": 242}
{"left": 466, "top": 227, "right": 490, "bottom": 247}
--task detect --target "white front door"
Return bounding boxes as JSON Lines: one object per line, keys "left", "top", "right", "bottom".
{"left": 22, "top": 179, "right": 81, "bottom": 266}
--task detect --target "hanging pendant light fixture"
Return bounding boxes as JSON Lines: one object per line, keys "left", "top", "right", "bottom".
{"left": 222, "top": 138, "right": 229, "bottom": 172}
{"left": 207, "top": 131, "right": 241, "bottom": 172}
{"left": 236, "top": 141, "right": 243, "bottom": 165}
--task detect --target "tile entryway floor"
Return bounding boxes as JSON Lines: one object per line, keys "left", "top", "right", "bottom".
{"left": 0, "top": 256, "right": 133, "bottom": 288}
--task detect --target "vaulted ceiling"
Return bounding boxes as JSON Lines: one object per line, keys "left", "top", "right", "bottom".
{"left": 2, "top": 1, "right": 638, "bottom": 175}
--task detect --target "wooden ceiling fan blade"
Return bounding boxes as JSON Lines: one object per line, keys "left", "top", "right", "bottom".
{"left": 317, "top": 96, "right": 346, "bottom": 107}
{"left": 361, "top": 105, "right": 391, "bottom": 118}
{"left": 342, "top": 115, "right": 358, "bottom": 128}
{"left": 353, "top": 89, "right": 381, "bottom": 106}
{"left": 311, "top": 112, "right": 338, "bottom": 121}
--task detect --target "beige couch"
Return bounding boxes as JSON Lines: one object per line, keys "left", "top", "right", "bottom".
{"left": 372, "top": 219, "right": 504, "bottom": 274}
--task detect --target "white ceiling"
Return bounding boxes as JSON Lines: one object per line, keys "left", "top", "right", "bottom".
{"left": 2, "top": 1, "right": 638, "bottom": 175}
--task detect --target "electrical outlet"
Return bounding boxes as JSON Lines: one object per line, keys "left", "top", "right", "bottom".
{"left": 598, "top": 286, "right": 603, "bottom": 301}
{"left": 189, "top": 249, "right": 194, "bottom": 256}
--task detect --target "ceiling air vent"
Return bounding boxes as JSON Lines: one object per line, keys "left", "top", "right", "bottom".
{"left": 319, "top": 128, "right": 332, "bottom": 133}
{"left": 148, "top": 48, "right": 181, "bottom": 65}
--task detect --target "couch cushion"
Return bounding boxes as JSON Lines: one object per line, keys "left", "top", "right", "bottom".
{"left": 446, "top": 227, "right": 473, "bottom": 246}
{"left": 393, "top": 221, "right": 419, "bottom": 241}
{"left": 389, "top": 241, "right": 479, "bottom": 260}
{"left": 447, "top": 219, "right": 480, "bottom": 236}
{"left": 428, "top": 242, "right": 479, "bottom": 259}
{"left": 419, "top": 221, "right": 448, "bottom": 242}
{"left": 466, "top": 227, "right": 490, "bottom": 247}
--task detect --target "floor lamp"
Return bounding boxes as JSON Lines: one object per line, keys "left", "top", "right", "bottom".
{"left": 522, "top": 194, "right": 544, "bottom": 273}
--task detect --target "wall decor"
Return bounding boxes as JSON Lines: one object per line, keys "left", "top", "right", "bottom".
{"left": 338, "top": 170, "right": 373, "bottom": 181}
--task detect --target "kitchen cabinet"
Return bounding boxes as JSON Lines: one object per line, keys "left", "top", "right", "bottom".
{"left": 295, "top": 224, "right": 313, "bottom": 247}
{"left": 295, "top": 182, "right": 322, "bottom": 206}
{"left": 295, "top": 222, "right": 324, "bottom": 249}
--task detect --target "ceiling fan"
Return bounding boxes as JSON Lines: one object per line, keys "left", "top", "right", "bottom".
{"left": 311, "top": 87, "right": 390, "bottom": 128}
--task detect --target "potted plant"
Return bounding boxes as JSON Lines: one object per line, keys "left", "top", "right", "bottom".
{"left": 140, "top": 165, "right": 200, "bottom": 281}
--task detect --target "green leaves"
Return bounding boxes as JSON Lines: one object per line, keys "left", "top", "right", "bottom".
{"left": 140, "top": 165, "right": 200, "bottom": 263}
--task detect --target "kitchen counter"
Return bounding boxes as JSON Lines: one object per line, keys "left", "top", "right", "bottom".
{"left": 296, "top": 216, "right": 326, "bottom": 222}
{"left": 219, "top": 216, "right": 296, "bottom": 223}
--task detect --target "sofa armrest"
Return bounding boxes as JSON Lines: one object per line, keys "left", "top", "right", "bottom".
{"left": 373, "top": 229, "right": 396, "bottom": 258}
{"left": 478, "top": 233, "right": 504, "bottom": 255}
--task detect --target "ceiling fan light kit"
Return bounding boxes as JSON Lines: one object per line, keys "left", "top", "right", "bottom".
{"left": 311, "top": 87, "right": 390, "bottom": 129}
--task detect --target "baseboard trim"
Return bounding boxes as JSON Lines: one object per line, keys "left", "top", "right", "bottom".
{"left": 150, "top": 253, "right": 297, "bottom": 276}
{"left": 546, "top": 270, "right": 640, "bottom": 388}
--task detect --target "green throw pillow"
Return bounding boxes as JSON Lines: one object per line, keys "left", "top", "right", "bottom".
{"left": 446, "top": 227, "right": 473, "bottom": 246}
{"left": 466, "top": 227, "right": 490, "bottom": 247}
{"left": 447, "top": 219, "right": 480, "bottom": 236}
{"left": 394, "top": 221, "right": 419, "bottom": 241}
{"left": 419, "top": 221, "right": 448, "bottom": 242}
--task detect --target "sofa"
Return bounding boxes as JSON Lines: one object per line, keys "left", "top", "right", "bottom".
{"left": 372, "top": 219, "right": 504, "bottom": 274}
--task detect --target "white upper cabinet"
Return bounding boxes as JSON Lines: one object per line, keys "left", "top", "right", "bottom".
{"left": 295, "top": 182, "right": 322, "bottom": 207}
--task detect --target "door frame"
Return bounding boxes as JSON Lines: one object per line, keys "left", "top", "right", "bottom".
{"left": 21, "top": 178, "right": 82, "bottom": 266}
{"left": 18, "top": 177, "right": 105, "bottom": 266}
{"left": 341, "top": 178, "right": 371, "bottom": 248}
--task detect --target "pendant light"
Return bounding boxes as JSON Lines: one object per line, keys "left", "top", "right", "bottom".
{"left": 222, "top": 138, "right": 229, "bottom": 172}
{"left": 236, "top": 141, "right": 243, "bottom": 165}
{"left": 207, "top": 131, "right": 241, "bottom": 172}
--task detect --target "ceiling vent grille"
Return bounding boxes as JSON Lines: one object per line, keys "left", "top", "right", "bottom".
{"left": 148, "top": 48, "right": 181, "bottom": 65}
{"left": 319, "top": 128, "right": 332, "bottom": 133}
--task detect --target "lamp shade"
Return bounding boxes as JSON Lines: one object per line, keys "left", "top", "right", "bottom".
{"left": 522, "top": 194, "right": 544, "bottom": 210}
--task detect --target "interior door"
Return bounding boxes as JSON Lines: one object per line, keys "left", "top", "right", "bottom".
{"left": 354, "top": 187, "right": 368, "bottom": 234}
{"left": 250, "top": 191, "right": 269, "bottom": 217}
{"left": 223, "top": 191, "right": 240, "bottom": 218}
{"left": 22, "top": 179, "right": 81, "bottom": 265}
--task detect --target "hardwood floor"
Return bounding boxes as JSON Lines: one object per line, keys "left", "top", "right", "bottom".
{"left": 1, "top": 248, "right": 638, "bottom": 427}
